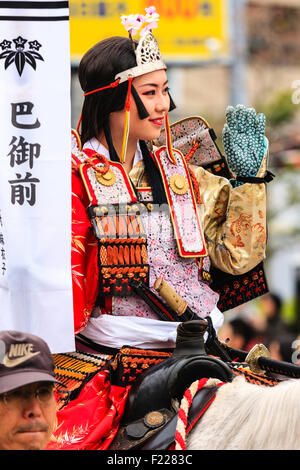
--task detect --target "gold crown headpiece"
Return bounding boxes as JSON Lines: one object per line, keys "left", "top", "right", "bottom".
{"left": 115, "top": 6, "right": 170, "bottom": 162}
{"left": 116, "top": 8, "right": 166, "bottom": 83}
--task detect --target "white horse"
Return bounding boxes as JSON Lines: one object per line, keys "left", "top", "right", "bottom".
{"left": 184, "top": 376, "right": 300, "bottom": 450}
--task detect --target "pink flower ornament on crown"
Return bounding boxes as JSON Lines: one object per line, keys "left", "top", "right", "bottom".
{"left": 116, "top": 6, "right": 166, "bottom": 84}
{"left": 120, "top": 14, "right": 145, "bottom": 37}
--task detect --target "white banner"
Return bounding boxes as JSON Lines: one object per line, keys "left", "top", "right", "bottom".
{"left": 0, "top": 1, "right": 74, "bottom": 353}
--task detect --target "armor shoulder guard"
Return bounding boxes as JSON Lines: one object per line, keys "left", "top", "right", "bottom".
{"left": 71, "top": 128, "right": 82, "bottom": 150}
{"left": 156, "top": 116, "right": 231, "bottom": 178}
{"left": 71, "top": 128, "right": 85, "bottom": 166}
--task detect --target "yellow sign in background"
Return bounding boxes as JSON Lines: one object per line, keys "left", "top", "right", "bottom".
{"left": 70, "top": 0, "right": 230, "bottom": 63}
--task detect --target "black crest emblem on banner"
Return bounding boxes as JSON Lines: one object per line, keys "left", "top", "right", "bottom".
{"left": 0, "top": 36, "right": 44, "bottom": 76}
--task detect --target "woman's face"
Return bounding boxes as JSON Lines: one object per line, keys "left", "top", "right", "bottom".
{"left": 109, "top": 69, "right": 170, "bottom": 142}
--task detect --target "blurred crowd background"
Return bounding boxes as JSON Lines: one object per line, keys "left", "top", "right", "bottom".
{"left": 69, "top": 0, "right": 300, "bottom": 364}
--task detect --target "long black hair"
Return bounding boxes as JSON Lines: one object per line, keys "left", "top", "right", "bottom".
{"left": 79, "top": 37, "right": 135, "bottom": 145}
{"left": 78, "top": 36, "right": 167, "bottom": 204}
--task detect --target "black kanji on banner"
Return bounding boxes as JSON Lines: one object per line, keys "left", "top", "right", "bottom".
{"left": 0, "top": 36, "right": 44, "bottom": 76}
{"left": 8, "top": 172, "right": 40, "bottom": 207}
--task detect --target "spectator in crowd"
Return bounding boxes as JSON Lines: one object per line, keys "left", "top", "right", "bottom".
{"left": 219, "top": 317, "right": 258, "bottom": 352}
{"left": 0, "top": 330, "right": 60, "bottom": 450}
{"left": 259, "top": 293, "right": 291, "bottom": 343}
{"left": 268, "top": 333, "right": 299, "bottom": 363}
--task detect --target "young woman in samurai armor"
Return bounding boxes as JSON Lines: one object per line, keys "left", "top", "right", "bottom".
{"left": 48, "top": 8, "right": 272, "bottom": 450}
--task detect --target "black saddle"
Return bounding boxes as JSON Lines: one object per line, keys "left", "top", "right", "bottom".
{"left": 110, "top": 320, "right": 234, "bottom": 450}
{"left": 122, "top": 320, "right": 233, "bottom": 423}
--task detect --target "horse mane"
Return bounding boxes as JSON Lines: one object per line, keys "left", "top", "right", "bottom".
{"left": 187, "top": 376, "right": 300, "bottom": 450}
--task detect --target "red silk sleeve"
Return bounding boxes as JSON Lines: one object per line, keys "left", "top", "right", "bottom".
{"left": 71, "top": 165, "right": 99, "bottom": 333}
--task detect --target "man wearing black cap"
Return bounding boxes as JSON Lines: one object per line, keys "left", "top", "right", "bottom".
{"left": 0, "top": 330, "right": 59, "bottom": 450}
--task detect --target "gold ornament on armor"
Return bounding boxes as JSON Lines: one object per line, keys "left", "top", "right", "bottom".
{"left": 169, "top": 174, "right": 189, "bottom": 195}
{"left": 96, "top": 169, "right": 116, "bottom": 186}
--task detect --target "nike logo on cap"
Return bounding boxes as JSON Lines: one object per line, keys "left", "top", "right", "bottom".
{"left": 2, "top": 342, "right": 40, "bottom": 368}
{"left": 3, "top": 351, "right": 40, "bottom": 368}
